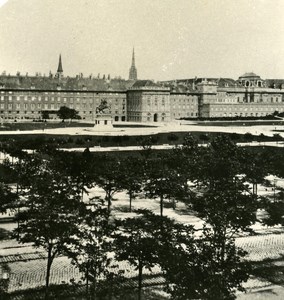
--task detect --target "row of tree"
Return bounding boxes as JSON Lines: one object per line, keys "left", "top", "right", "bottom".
{"left": 1, "top": 134, "right": 283, "bottom": 299}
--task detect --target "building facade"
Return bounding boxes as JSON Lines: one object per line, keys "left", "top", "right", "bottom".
{"left": 0, "top": 79, "right": 129, "bottom": 122}
{"left": 162, "top": 73, "right": 284, "bottom": 119}
{"left": 1, "top": 54, "right": 284, "bottom": 123}
{"left": 127, "top": 80, "right": 171, "bottom": 122}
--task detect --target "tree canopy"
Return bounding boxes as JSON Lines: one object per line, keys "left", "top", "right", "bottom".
{"left": 57, "top": 106, "right": 81, "bottom": 121}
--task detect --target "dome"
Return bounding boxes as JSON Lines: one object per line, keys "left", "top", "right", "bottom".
{"left": 239, "top": 72, "right": 261, "bottom": 79}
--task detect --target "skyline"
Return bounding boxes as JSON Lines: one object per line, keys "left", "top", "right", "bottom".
{"left": 0, "top": 0, "right": 284, "bottom": 80}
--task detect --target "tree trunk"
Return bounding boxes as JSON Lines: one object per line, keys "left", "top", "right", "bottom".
{"left": 160, "top": 195, "right": 164, "bottom": 217}
{"left": 138, "top": 261, "right": 143, "bottom": 300}
{"left": 107, "top": 192, "right": 112, "bottom": 213}
{"left": 172, "top": 198, "right": 176, "bottom": 210}
{"left": 86, "top": 264, "right": 89, "bottom": 300}
{"left": 45, "top": 246, "right": 54, "bottom": 300}
{"left": 129, "top": 192, "right": 132, "bottom": 212}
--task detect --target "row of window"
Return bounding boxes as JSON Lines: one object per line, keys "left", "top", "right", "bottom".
{"left": 211, "top": 106, "right": 283, "bottom": 112}
{"left": 0, "top": 96, "right": 126, "bottom": 103}
{"left": 0, "top": 90, "right": 125, "bottom": 97}
{"left": 211, "top": 112, "right": 271, "bottom": 117}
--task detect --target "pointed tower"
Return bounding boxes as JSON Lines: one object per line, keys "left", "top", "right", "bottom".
{"left": 128, "top": 48, "right": 137, "bottom": 81}
{"left": 56, "top": 54, "right": 63, "bottom": 78}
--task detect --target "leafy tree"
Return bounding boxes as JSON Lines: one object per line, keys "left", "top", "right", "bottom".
{"left": 173, "top": 227, "right": 249, "bottom": 300}
{"left": 52, "top": 151, "right": 94, "bottom": 202}
{"left": 94, "top": 155, "right": 123, "bottom": 212}
{"left": 66, "top": 201, "right": 114, "bottom": 300}
{"left": 197, "top": 135, "right": 245, "bottom": 187}
{"left": 182, "top": 136, "right": 258, "bottom": 298}
{"left": 169, "top": 134, "right": 200, "bottom": 203}
{"left": 41, "top": 111, "right": 49, "bottom": 119}
{"left": 120, "top": 156, "right": 144, "bottom": 212}
{"left": 57, "top": 106, "right": 80, "bottom": 122}
{"left": 14, "top": 156, "right": 85, "bottom": 300}
{"left": 241, "top": 149, "right": 269, "bottom": 196}
{"left": 139, "top": 136, "right": 153, "bottom": 160}
{"left": 262, "top": 191, "right": 284, "bottom": 227}
{"left": 144, "top": 154, "right": 181, "bottom": 216}
{"left": 113, "top": 210, "right": 162, "bottom": 300}
{"left": 114, "top": 210, "right": 198, "bottom": 300}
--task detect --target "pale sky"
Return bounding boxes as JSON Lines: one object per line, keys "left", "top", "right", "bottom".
{"left": 0, "top": 0, "right": 284, "bottom": 80}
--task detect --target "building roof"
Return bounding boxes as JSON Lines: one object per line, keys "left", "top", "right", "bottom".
{"left": 239, "top": 72, "right": 260, "bottom": 79}
{"left": 131, "top": 80, "right": 162, "bottom": 88}
{"left": 265, "top": 79, "right": 284, "bottom": 89}
{"left": 0, "top": 75, "right": 134, "bottom": 91}
{"left": 217, "top": 78, "right": 243, "bottom": 88}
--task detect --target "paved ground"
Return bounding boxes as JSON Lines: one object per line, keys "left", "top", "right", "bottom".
{"left": 0, "top": 121, "right": 284, "bottom": 138}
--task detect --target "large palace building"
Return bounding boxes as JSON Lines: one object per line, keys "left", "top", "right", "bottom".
{"left": 0, "top": 52, "right": 284, "bottom": 123}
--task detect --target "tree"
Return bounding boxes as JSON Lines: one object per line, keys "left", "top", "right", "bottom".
{"left": 242, "top": 149, "right": 269, "bottom": 196}
{"left": 14, "top": 155, "right": 85, "bottom": 300}
{"left": 169, "top": 134, "right": 200, "bottom": 204}
{"left": 57, "top": 106, "right": 80, "bottom": 122}
{"left": 262, "top": 190, "right": 284, "bottom": 227}
{"left": 120, "top": 156, "right": 143, "bottom": 212}
{"left": 179, "top": 135, "right": 258, "bottom": 299}
{"left": 51, "top": 151, "right": 94, "bottom": 202}
{"left": 94, "top": 155, "right": 123, "bottom": 213}
{"left": 197, "top": 135, "right": 245, "bottom": 187}
{"left": 113, "top": 210, "right": 167, "bottom": 300}
{"left": 66, "top": 201, "right": 114, "bottom": 300}
{"left": 168, "top": 227, "right": 250, "bottom": 300}
{"left": 144, "top": 153, "right": 185, "bottom": 216}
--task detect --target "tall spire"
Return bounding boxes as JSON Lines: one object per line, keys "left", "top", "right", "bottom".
{"left": 56, "top": 54, "right": 63, "bottom": 77}
{"left": 129, "top": 48, "right": 137, "bottom": 81}
{"left": 131, "top": 47, "right": 135, "bottom": 67}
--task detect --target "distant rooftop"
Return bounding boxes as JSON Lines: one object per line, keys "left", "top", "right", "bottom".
{"left": 0, "top": 75, "right": 135, "bottom": 91}
{"left": 239, "top": 72, "right": 261, "bottom": 79}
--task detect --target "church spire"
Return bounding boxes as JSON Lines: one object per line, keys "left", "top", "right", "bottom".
{"left": 131, "top": 48, "right": 135, "bottom": 67}
{"left": 56, "top": 54, "right": 63, "bottom": 78}
{"left": 129, "top": 48, "right": 137, "bottom": 81}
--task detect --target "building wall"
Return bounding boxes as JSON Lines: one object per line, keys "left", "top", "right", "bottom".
{"left": 169, "top": 93, "right": 199, "bottom": 119}
{"left": 1, "top": 78, "right": 284, "bottom": 122}
{"left": 0, "top": 89, "right": 127, "bottom": 122}
{"left": 199, "top": 85, "right": 284, "bottom": 118}
{"left": 127, "top": 88, "right": 171, "bottom": 122}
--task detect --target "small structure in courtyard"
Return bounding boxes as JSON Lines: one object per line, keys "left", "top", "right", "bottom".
{"left": 93, "top": 99, "right": 113, "bottom": 131}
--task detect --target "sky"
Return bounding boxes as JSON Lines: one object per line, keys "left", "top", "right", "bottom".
{"left": 0, "top": 0, "right": 284, "bottom": 80}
